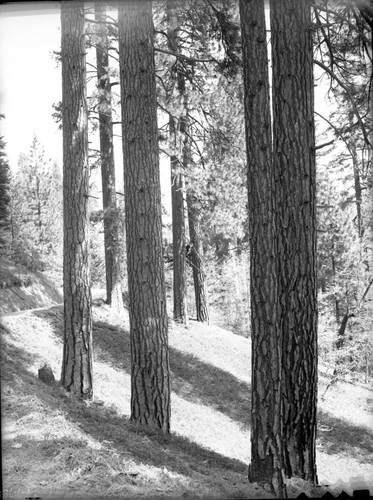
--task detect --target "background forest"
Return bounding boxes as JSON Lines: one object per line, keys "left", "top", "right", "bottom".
{"left": 1, "top": 0, "right": 372, "bottom": 381}
{"left": 0, "top": 0, "right": 372, "bottom": 498}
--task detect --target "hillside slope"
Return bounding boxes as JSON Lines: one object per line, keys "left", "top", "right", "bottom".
{"left": 0, "top": 258, "right": 62, "bottom": 314}
{"left": 1, "top": 300, "right": 372, "bottom": 498}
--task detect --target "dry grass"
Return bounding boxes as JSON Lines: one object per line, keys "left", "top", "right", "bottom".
{"left": 0, "top": 258, "right": 63, "bottom": 313}
{"left": 1, "top": 299, "right": 373, "bottom": 498}
{"left": 0, "top": 258, "right": 35, "bottom": 288}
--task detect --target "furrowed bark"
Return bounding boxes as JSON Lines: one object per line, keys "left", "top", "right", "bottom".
{"left": 240, "top": 0, "right": 285, "bottom": 495}
{"left": 95, "top": 3, "right": 124, "bottom": 314}
{"left": 118, "top": 0, "right": 171, "bottom": 433}
{"left": 187, "top": 194, "right": 209, "bottom": 324}
{"left": 168, "top": 0, "right": 189, "bottom": 324}
{"left": 270, "top": 0, "right": 318, "bottom": 482}
{"left": 61, "top": 0, "right": 93, "bottom": 399}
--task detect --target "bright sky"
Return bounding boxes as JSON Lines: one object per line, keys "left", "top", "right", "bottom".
{"left": 0, "top": 1, "right": 171, "bottom": 203}
{"left": 0, "top": 2, "right": 62, "bottom": 170}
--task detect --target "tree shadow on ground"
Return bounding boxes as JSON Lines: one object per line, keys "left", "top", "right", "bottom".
{"left": 1, "top": 337, "right": 248, "bottom": 498}
{"left": 317, "top": 409, "right": 373, "bottom": 464}
{"left": 33, "top": 306, "right": 251, "bottom": 429}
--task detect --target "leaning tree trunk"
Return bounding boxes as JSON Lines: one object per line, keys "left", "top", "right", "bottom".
{"left": 270, "top": 0, "right": 318, "bottom": 482}
{"left": 187, "top": 194, "right": 209, "bottom": 324}
{"left": 95, "top": 4, "right": 124, "bottom": 315}
{"left": 118, "top": 0, "right": 171, "bottom": 433}
{"left": 60, "top": 0, "right": 93, "bottom": 399}
{"left": 168, "top": 0, "right": 188, "bottom": 324}
{"left": 335, "top": 311, "right": 355, "bottom": 349}
{"left": 240, "top": 0, "right": 285, "bottom": 495}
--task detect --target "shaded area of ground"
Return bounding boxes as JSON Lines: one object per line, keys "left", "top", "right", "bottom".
{"left": 318, "top": 409, "right": 373, "bottom": 464}
{"left": 33, "top": 305, "right": 251, "bottom": 429}
{"left": 0, "top": 331, "right": 256, "bottom": 499}
{"left": 1, "top": 301, "right": 372, "bottom": 498}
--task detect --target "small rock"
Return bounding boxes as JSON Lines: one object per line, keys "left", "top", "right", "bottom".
{"left": 38, "top": 364, "right": 55, "bottom": 385}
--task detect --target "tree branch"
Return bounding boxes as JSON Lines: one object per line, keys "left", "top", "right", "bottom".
{"left": 314, "top": 59, "right": 373, "bottom": 149}
{"left": 155, "top": 47, "right": 216, "bottom": 65}
{"left": 314, "top": 110, "right": 355, "bottom": 159}
{"left": 361, "top": 278, "right": 373, "bottom": 302}
{"left": 314, "top": 139, "right": 335, "bottom": 150}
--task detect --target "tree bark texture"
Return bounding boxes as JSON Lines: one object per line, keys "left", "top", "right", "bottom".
{"left": 61, "top": 0, "right": 93, "bottom": 399}
{"left": 187, "top": 194, "right": 210, "bottom": 324}
{"left": 95, "top": 4, "right": 124, "bottom": 314}
{"left": 118, "top": 0, "right": 171, "bottom": 433}
{"left": 270, "top": 0, "right": 318, "bottom": 482}
{"left": 240, "top": 0, "right": 285, "bottom": 495}
{"left": 170, "top": 113, "right": 189, "bottom": 324}
{"left": 168, "top": 1, "right": 189, "bottom": 324}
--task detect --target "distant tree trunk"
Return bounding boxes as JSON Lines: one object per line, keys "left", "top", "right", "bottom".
{"left": 347, "top": 111, "right": 364, "bottom": 239}
{"left": 271, "top": 0, "right": 318, "bottom": 482}
{"left": 95, "top": 4, "right": 124, "bottom": 315}
{"left": 187, "top": 194, "right": 209, "bottom": 323}
{"left": 335, "top": 311, "right": 355, "bottom": 349}
{"left": 240, "top": 0, "right": 285, "bottom": 495}
{"left": 170, "top": 113, "right": 188, "bottom": 324}
{"left": 60, "top": 0, "right": 93, "bottom": 399}
{"left": 168, "top": 1, "right": 188, "bottom": 324}
{"left": 118, "top": 0, "right": 171, "bottom": 433}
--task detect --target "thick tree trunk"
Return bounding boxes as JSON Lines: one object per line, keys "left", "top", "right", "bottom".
{"left": 118, "top": 0, "right": 171, "bottom": 433}
{"left": 95, "top": 4, "right": 124, "bottom": 315}
{"left": 168, "top": 1, "right": 188, "bottom": 324}
{"left": 61, "top": 0, "right": 93, "bottom": 399}
{"left": 270, "top": 0, "right": 318, "bottom": 482}
{"left": 187, "top": 195, "right": 209, "bottom": 323}
{"left": 240, "top": 0, "right": 285, "bottom": 495}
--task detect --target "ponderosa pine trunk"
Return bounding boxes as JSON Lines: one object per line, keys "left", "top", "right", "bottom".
{"left": 168, "top": 0, "right": 188, "bottom": 324}
{"left": 187, "top": 194, "right": 209, "bottom": 324}
{"left": 270, "top": 0, "right": 318, "bottom": 482}
{"left": 95, "top": 3, "right": 124, "bottom": 315}
{"left": 61, "top": 0, "right": 93, "bottom": 399}
{"left": 118, "top": 0, "right": 171, "bottom": 432}
{"left": 240, "top": 0, "right": 285, "bottom": 495}
{"left": 170, "top": 114, "right": 189, "bottom": 324}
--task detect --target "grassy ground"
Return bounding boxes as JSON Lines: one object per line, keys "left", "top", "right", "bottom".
{"left": 0, "top": 258, "right": 62, "bottom": 313}
{"left": 1, "top": 297, "right": 373, "bottom": 499}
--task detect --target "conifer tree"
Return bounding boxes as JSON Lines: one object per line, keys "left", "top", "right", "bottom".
{"left": 118, "top": 0, "right": 171, "bottom": 432}
{"left": 61, "top": 0, "right": 93, "bottom": 399}
{"left": 10, "top": 137, "right": 62, "bottom": 271}
{"left": 94, "top": 3, "right": 124, "bottom": 315}
{"left": 167, "top": 0, "right": 189, "bottom": 324}
{"left": 271, "top": 0, "right": 318, "bottom": 481}
{"left": 0, "top": 116, "right": 12, "bottom": 255}
{"left": 240, "top": 0, "right": 285, "bottom": 494}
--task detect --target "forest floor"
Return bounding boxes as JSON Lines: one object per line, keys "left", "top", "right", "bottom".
{"left": 1, "top": 276, "right": 373, "bottom": 498}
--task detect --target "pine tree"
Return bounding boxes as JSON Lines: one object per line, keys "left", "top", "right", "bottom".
{"left": 187, "top": 193, "right": 210, "bottom": 323}
{"left": 0, "top": 116, "right": 12, "bottom": 255}
{"left": 167, "top": 0, "right": 189, "bottom": 325}
{"left": 118, "top": 0, "right": 171, "bottom": 432}
{"left": 10, "top": 137, "right": 62, "bottom": 271}
{"left": 240, "top": 0, "right": 285, "bottom": 494}
{"left": 60, "top": 0, "right": 93, "bottom": 399}
{"left": 271, "top": 0, "right": 318, "bottom": 481}
{"left": 94, "top": 3, "right": 124, "bottom": 315}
